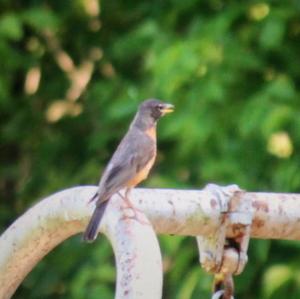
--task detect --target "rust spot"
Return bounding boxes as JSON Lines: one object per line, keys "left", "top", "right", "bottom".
{"left": 252, "top": 200, "right": 269, "bottom": 212}
{"left": 231, "top": 223, "right": 244, "bottom": 233}
{"left": 252, "top": 218, "right": 265, "bottom": 228}
{"left": 234, "top": 234, "right": 244, "bottom": 243}
{"left": 230, "top": 224, "right": 246, "bottom": 241}
{"left": 210, "top": 198, "right": 218, "bottom": 208}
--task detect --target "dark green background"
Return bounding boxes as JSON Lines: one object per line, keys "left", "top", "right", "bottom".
{"left": 1, "top": 0, "right": 300, "bottom": 298}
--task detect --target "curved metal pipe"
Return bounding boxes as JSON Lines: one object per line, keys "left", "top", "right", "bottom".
{"left": 0, "top": 187, "right": 162, "bottom": 299}
{"left": 1, "top": 186, "right": 300, "bottom": 298}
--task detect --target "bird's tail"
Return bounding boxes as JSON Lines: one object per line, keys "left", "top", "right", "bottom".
{"left": 83, "top": 200, "right": 109, "bottom": 243}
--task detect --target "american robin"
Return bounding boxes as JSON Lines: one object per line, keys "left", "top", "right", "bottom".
{"left": 83, "top": 99, "right": 174, "bottom": 242}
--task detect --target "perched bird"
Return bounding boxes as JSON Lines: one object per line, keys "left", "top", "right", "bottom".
{"left": 83, "top": 99, "right": 174, "bottom": 242}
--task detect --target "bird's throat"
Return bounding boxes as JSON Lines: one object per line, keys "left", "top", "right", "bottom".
{"left": 145, "top": 125, "right": 157, "bottom": 140}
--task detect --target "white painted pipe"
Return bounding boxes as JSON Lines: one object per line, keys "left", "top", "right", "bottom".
{"left": 0, "top": 187, "right": 162, "bottom": 299}
{"left": 1, "top": 186, "right": 300, "bottom": 299}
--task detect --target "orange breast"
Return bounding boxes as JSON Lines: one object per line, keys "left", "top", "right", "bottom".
{"left": 127, "top": 154, "right": 156, "bottom": 187}
{"left": 145, "top": 126, "right": 156, "bottom": 140}
{"left": 126, "top": 125, "right": 157, "bottom": 187}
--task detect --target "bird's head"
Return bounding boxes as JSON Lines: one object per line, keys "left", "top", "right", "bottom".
{"left": 138, "top": 99, "right": 175, "bottom": 121}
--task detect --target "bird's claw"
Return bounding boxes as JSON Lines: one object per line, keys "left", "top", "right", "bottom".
{"left": 120, "top": 203, "right": 150, "bottom": 226}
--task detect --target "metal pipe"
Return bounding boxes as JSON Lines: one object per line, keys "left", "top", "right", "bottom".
{"left": 131, "top": 188, "right": 300, "bottom": 241}
{"left": 0, "top": 187, "right": 162, "bottom": 299}
{"left": 1, "top": 186, "right": 300, "bottom": 299}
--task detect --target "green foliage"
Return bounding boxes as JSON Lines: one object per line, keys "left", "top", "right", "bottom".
{"left": 1, "top": 0, "right": 300, "bottom": 298}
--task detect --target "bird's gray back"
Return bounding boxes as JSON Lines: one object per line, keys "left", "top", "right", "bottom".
{"left": 97, "top": 126, "right": 156, "bottom": 200}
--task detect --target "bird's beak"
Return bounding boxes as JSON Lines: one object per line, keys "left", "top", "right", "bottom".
{"left": 161, "top": 103, "right": 175, "bottom": 114}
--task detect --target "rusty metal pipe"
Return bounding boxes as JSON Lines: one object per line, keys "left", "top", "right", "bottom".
{"left": 1, "top": 186, "right": 300, "bottom": 299}
{"left": 247, "top": 192, "right": 300, "bottom": 240}
{"left": 132, "top": 188, "right": 300, "bottom": 241}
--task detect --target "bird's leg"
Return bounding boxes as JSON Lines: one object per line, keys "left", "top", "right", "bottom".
{"left": 117, "top": 190, "right": 133, "bottom": 209}
{"left": 123, "top": 188, "right": 135, "bottom": 209}
{"left": 117, "top": 191, "right": 125, "bottom": 200}
{"left": 119, "top": 188, "right": 139, "bottom": 211}
{"left": 119, "top": 188, "right": 149, "bottom": 225}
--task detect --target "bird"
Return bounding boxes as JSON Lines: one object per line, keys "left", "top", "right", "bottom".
{"left": 83, "top": 99, "right": 174, "bottom": 242}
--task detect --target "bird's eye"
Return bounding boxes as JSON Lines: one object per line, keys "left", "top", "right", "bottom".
{"left": 157, "top": 104, "right": 163, "bottom": 110}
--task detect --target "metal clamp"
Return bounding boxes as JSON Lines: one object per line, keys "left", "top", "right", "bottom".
{"left": 196, "top": 184, "right": 253, "bottom": 298}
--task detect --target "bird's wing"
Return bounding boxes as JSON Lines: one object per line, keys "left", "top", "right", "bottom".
{"left": 97, "top": 129, "right": 155, "bottom": 201}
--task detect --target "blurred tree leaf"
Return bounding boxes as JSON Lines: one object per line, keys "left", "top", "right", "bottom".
{"left": 22, "top": 8, "right": 59, "bottom": 31}
{"left": 0, "top": 14, "right": 23, "bottom": 40}
{"left": 260, "top": 17, "right": 285, "bottom": 49}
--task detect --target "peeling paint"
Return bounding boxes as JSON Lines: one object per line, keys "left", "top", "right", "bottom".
{"left": 252, "top": 201, "right": 269, "bottom": 213}
{"left": 1, "top": 186, "right": 300, "bottom": 299}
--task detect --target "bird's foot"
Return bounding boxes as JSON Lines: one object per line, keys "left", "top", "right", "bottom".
{"left": 120, "top": 197, "right": 149, "bottom": 226}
